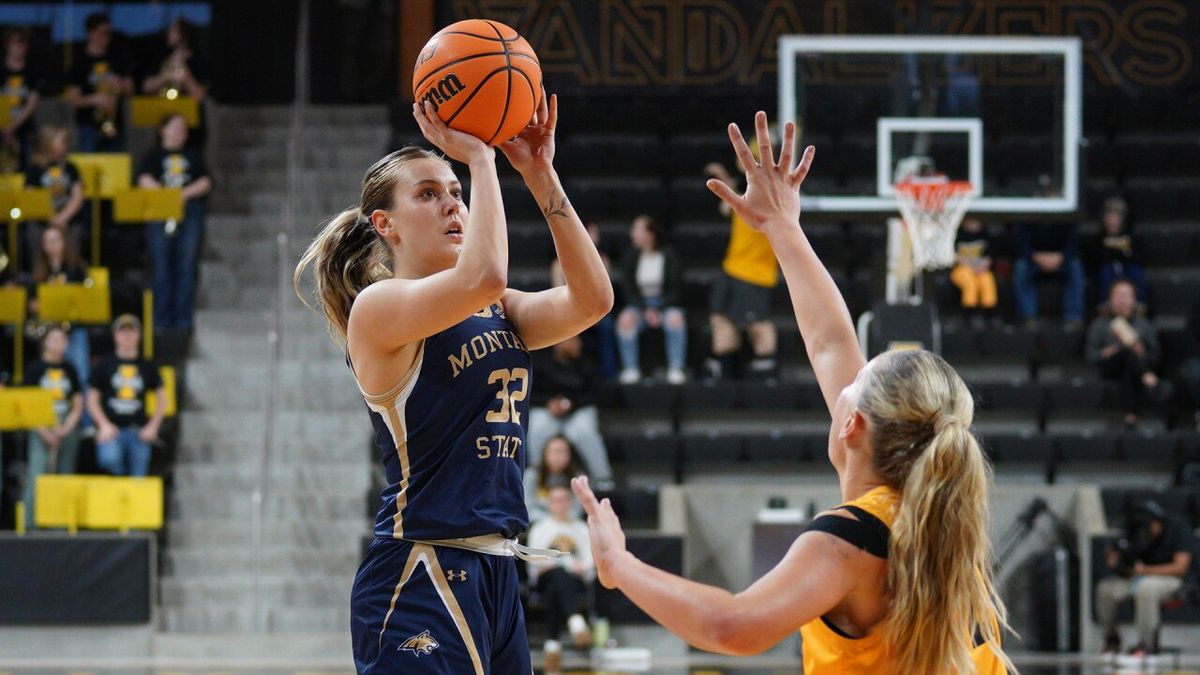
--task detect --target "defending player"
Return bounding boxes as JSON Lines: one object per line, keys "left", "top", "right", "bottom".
{"left": 295, "top": 94, "right": 612, "bottom": 673}
{"left": 572, "top": 111, "right": 1014, "bottom": 674}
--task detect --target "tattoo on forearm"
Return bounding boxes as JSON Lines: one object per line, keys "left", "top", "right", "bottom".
{"left": 542, "top": 194, "right": 570, "bottom": 219}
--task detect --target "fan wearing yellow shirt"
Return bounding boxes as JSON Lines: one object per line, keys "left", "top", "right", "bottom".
{"left": 704, "top": 150, "right": 779, "bottom": 380}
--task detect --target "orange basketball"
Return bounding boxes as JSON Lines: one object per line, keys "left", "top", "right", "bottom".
{"left": 412, "top": 20, "right": 542, "bottom": 147}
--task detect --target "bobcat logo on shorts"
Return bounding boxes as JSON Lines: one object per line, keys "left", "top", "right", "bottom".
{"left": 398, "top": 629, "right": 439, "bottom": 656}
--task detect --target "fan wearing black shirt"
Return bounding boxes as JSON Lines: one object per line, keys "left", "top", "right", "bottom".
{"left": 137, "top": 113, "right": 212, "bottom": 331}
{"left": 24, "top": 126, "right": 86, "bottom": 265}
{"left": 22, "top": 325, "right": 83, "bottom": 529}
{"left": 2, "top": 27, "right": 43, "bottom": 170}
{"left": 1096, "top": 501, "right": 1199, "bottom": 655}
{"left": 64, "top": 13, "right": 133, "bottom": 152}
{"left": 87, "top": 315, "right": 166, "bottom": 477}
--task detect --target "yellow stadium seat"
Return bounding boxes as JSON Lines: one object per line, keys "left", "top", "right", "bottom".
{"left": 35, "top": 475, "right": 164, "bottom": 530}
{"left": 145, "top": 365, "right": 177, "bottom": 417}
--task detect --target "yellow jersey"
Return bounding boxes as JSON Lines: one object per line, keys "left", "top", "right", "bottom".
{"left": 798, "top": 486, "right": 1006, "bottom": 675}
{"left": 722, "top": 212, "right": 778, "bottom": 288}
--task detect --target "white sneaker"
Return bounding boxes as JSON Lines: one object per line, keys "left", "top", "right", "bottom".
{"left": 618, "top": 368, "right": 640, "bottom": 384}
{"left": 666, "top": 368, "right": 686, "bottom": 385}
{"left": 567, "top": 613, "right": 592, "bottom": 649}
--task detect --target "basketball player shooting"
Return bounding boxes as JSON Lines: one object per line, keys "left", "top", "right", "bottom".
{"left": 573, "top": 111, "right": 1014, "bottom": 675}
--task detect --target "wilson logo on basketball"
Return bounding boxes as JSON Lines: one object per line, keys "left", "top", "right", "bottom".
{"left": 398, "top": 629, "right": 439, "bottom": 656}
{"left": 419, "top": 74, "right": 466, "bottom": 113}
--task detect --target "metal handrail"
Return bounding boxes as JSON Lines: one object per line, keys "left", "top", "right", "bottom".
{"left": 252, "top": 0, "right": 310, "bottom": 631}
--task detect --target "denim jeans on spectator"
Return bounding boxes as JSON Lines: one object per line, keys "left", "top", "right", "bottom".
{"left": 67, "top": 326, "right": 92, "bottom": 428}
{"left": 592, "top": 311, "right": 618, "bottom": 381}
{"left": 97, "top": 427, "right": 151, "bottom": 476}
{"left": 617, "top": 300, "right": 687, "bottom": 373}
{"left": 1013, "top": 256, "right": 1085, "bottom": 323}
{"left": 1098, "top": 262, "right": 1147, "bottom": 304}
{"left": 76, "top": 123, "right": 124, "bottom": 153}
{"left": 24, "top": 429, "right": 81, "bottom": 529}
{"left": 527, "top": 405, "right": 613, "bottom": 484}
{"left": 148, "top": 199, "right": 205, "bottom": 329}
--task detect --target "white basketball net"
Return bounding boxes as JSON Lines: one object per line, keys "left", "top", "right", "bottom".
{"left": 895, "top": 178, "right": 974, "bottom": 271}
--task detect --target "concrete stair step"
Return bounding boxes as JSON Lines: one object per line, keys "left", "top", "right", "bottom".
{"left": 212, "top": 104, "right": 385, "bottom": 125}
{"left": 159, "top": 604, "right": 349, "bottom": 633}
{"left": 163, "top": 546, "right": 361, "bottom": 578}
{"left": 169, "top": 489, "right": 365, "bottom": 521}
{"left": 172, "top": 462, "right": 369, "bottom": 493}
{"left": 161, "top": 573, "right": 354, "bottom": 607}
{"left": 166, "top": 517, "right": 367, "bottom": 549}
{"left": 177, "top": 407, "right": 366, "bottom": 448}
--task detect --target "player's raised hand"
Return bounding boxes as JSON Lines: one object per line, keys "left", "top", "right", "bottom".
{"left": 413, "top": 100, "right": 493, "bottom": 164}
{"left": 706, "top": 110, "right": 815, "bottom": 234}
{"left": 499, "top": 90, "right": 556, "bottom": 177}
{"left": 571, "top": 475, "right": 627, "bottom": 589}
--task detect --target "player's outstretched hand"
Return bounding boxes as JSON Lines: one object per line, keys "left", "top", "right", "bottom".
{"left": 499, "top": 90, "right": 556, "bottom": 177}
{"left": 706, "top": 110, "right": 815, "bottom": 234}
{"left": 571, "top": 475, "right": 626, "bottom": 590}
{"left": 413, "top": 100, "right": 493, "bottom": 165}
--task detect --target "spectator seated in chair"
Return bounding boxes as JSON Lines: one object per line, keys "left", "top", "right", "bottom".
{"left": 1085, "top": 278, "right": 1168, "bottom": 428}
{"left": 616, "top": 214, "right": 687, "bottom": 385}
{"left": 523, "top": 434, "right": 588, "bottom": 523}
{"left": 1096, "top": 197, "right": 1147, "bottom": 303}
{"left": 86, "top": 314, "right": 166, "bottom": 476}
{"left": 22, "top": 325, "right": 84, "bottom": 529}
{"left": 1096, "top": 500, "right": 1199, "bottom": 656}
{"left": 527, "top": 485, "right": 595, "bottom": 653}
{"left": 1012, "top": 184, "right": 1085, "bottom": 328}
{"left": 948, "top": 216, "right": 996, "bottom": 324}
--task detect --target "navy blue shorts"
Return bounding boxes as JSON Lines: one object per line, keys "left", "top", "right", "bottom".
{"left": 351, "top": 538, "right": 530, "bottom": 674}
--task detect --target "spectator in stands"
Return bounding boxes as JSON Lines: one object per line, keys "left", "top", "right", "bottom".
{"left": 704, "top": 157, "right": 779, "bottom": 380}
{"left": 141, "top": 18, "right": 208, "bottom": 102}
{"left": 2, "top": 27, "right": 44, "bottom": 171}
{"left": 87, "top": 314, "right": 166, "bottom": 477}
{"left": 552, "top": 221, "right": 617, "bottom": 380}
{"left": 527, "top": 334, "right": 613, "bottom": 487}
{"left": 22, "top": 325, "right": 83, "bottom": 529}
{"left": 1180, "top": 296, "right": 1200, "bottom": 431}
{"left": 24, "top": 126, "right": 87, "bottom": 266}
{"left": 1096, "top": 197, "right": 1146, "bottom": 302}
{"left": 948, "top": 216, "right": 996, "bottom": 322}
{"left": 1086, "top": 278, "right": 1165, "bottom": 427}
{"left": 1096, "top": 500, "right": 1198, "bottom": 655}
{"left": 29, "top": 226, "right": 91, "bottom": 401}
{"left": 616, "top": 214, "right": 687, "bottom": 384}
{"left": 524, "top": 435, "right": 588, "bottom": 523}
{"left": 141, "top": 18, "right": 209, "bottom": 148}
{"left": 527, "top": 485, "right": 595, "bottom": 652}
{"left": 137, "top": 112, "right": 212, "bottom": 333}
{"left": 65, "top": 13, "right": 133, "bottom": 152}
{"left": 1012, "top": 219, "right": 1085, "bottom": 328}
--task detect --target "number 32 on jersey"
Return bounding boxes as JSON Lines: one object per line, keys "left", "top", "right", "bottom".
{"left": 476, "top": 368, "right": 528, "bottom": 460}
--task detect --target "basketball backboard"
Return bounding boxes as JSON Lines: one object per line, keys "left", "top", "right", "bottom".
{"left": 778, "top": 36, "right": 1083, "bottom": 214}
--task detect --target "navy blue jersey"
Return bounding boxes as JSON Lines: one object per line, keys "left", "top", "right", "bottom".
{"left": 357, "top": 303, "right": 532, "bottom": 541}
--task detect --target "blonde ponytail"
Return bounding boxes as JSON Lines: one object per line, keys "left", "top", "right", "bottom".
{"left": 858, "top": 350, "right": 1014, "bottom": 675}
{"left": 294, "top": 208, "right": 391, "bottom": 342}
{"left": 293, "top": 146, "right": 449, "bottom": 343}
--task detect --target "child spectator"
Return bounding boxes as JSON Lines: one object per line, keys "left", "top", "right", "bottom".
{"left": 1096, "top": 197, "right": 1146, "bottom": 302}
{"left": 527, "top": 485, "right": 595, "bottom": 652}
{"left": 948, "top": 216, "right": 996, "bottom": 321}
